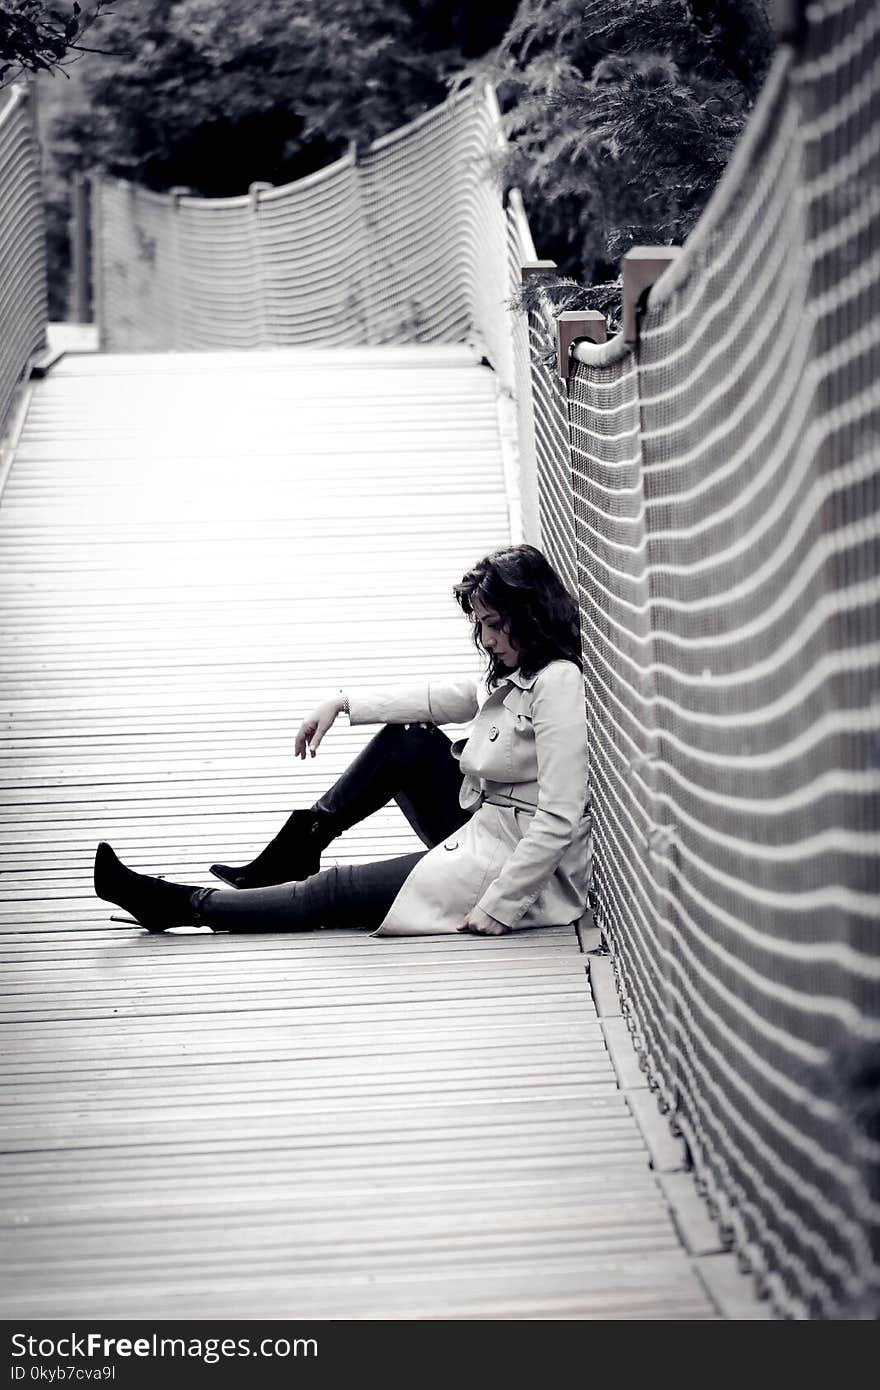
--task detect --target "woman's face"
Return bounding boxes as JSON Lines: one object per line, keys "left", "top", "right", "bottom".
{"left": 471, "top": 595, "right": 518, "bottom": 669}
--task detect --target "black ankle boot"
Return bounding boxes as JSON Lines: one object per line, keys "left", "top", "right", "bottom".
{"left": 94, "top": 842, "right": 203, "bottom": 932}
{"left": 209, "top": 809, "right": 336, "bottom": 889}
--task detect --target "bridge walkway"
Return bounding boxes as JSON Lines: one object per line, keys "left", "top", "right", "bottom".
{"left": 0, "top": 345, "right": 728, "bottom": 1318}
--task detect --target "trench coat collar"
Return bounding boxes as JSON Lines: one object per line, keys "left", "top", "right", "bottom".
{"left": 500, "top": 667, "right": 539, "bottom": 691}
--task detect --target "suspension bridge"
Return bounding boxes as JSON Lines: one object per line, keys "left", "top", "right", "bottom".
{"left": 0, "top": 0, "right": 877, "bottom": 1321}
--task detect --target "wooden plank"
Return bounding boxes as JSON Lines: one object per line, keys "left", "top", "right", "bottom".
{"left": 601, "top": 1015, "right": 650, "bottom": 1092}
{"left": 693, "top": 1252, "right": 777, "bottom": 1320}
{"left": 0, "top": 1250, "right": 718, "bottom": 1320}
{"left": 659, "top": 1173, "right": 726, "bottom": 1257}
{"left": 626, "top": 1089, "right": 688, "bottom": 1174}
{"left": 588, "top": 953, "right": 622, "bottom": 1017}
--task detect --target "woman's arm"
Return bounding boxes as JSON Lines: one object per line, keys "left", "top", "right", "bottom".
{"left": 346, "top": 678, "right": 480, "bottom": 728}
{"left": 294, "top": 677, "right": 481, "bottom": 759}
{"left": 477, "top": 661, "right": 589, "bottom": 929}
{"left": 295, "top": 694, "right": 346, "bottom": 758}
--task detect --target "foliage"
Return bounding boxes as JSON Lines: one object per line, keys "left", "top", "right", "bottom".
{"left": 481, "top": 0, "right": 774, "bottom": 281}
{"left": 686, "top": 0, "right": 774, "bottom": 98}
{"left": 517, "top": 270, "right": 623, "bottom": 335}
{"left": 0, "top": 0, "right": 114, "bottom": 88}
{"left": 38, "top": 0, "right": 513, "bottom": 313}
{"left": 42, "top": 188, "right": 71, "bottom": 318}
{"left": 49, "top": 0, "right": 515, "bottom": 193}
{"left": 35, "top": 0, "right": 775, "bottom": 325}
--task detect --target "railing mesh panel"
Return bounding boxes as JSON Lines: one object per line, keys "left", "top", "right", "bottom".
{"left": 359, "top": 95, "right": 476, "bottom": 347}
{"left": 506, "top": 189, "right": 540, "bottom": 541}
{"left": 0, "top": 87, "right": 47, "bottom": 438}
{"left": 95, "top": 164, "right": 356, "bottom": 351}
{"left": 528, "top": 303, "right": 578, "bottom": 595}
{"left": 257, "top": 155, "right": 364, "bottom": 348}
{"left": 92, "top": 86, "right": 525, "bottom": 379}
{"left": 567, "top": 346, "right": 682, "bottom": 1099}
{"left": 554, "top": 0, "right": 880, "bottom": 1318}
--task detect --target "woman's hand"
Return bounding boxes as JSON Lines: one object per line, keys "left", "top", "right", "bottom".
{"left": 295, "top": 696, "right": 345, "bottom": 759}
{"left": 456, "top": 907, "right": 510, "bottom": 935}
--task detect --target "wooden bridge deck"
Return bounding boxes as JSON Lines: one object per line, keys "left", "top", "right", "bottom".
{"left": 0, "top": 346, "right": 721, "bottom": 1318}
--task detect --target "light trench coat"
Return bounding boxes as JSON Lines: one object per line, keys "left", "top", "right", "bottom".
{"left": 347, "top": 659, "right": 592, "bottom": 936}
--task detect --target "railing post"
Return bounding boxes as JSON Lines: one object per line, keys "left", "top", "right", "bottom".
{"left": 165, "top": 187, "right": 192, "bottom": 348}
{"left": 622, "top": 246, "right": 683, "bottom": 346}
{"left": 88, "top": 172, "right": 103, "bottom": 348}
{"left": 68, "top": 174, "right": 91, "bottom": 322}
{"left": 521, "top": 260, "right": 556, "bottom": 282}
{"left": 517, "top": 262, "right": 559, "bottom": 545}
{"left": 770, "top": 0, "right": 808, "bottom": 44}
{"left": 24, "top": 81, "right": 48, "bottom": 354}
{"left": 348, "top": 140, "right": 386, "bottom": 344}
{"left": 549, "top": 306, "right": 612, "bottom": 597}
{"left": 249, "top": 182, "right": 273, "bottom": 347}
{"left": 555, "top": 310, "right": 607, "bottom": 380}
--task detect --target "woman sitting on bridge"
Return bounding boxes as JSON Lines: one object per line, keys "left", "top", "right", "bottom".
{"left": 94, "top": 544, "right": 591, "bottom": 937}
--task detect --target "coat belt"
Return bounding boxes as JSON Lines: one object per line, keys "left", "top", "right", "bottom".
{"left": 481, "top": 792, "right": 537, "bottom": 813}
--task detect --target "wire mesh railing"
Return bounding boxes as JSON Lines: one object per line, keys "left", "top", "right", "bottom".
{"left": 531, "top": 0, "right": 880, "bottom": 1319}
{"left": 505, "top": 190, "right": 540, "bottom": 541}
{"left": 526, "top": 289, "right": 581, "bottom": 598}
{"left": 90, "top": 84, "right": 529, "bottom": 386}
{"left": 0, "top": 85, "right": 47, "bottom": 441}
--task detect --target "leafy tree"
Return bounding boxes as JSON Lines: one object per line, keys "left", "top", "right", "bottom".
{"left": 0, "top": 0, "right": 114, "bottom": 88}
{"left": 50, "top": 0, "right": 515, "bottom": 193}
{"left": 39, "top": 0, "right": 514, "bottom": 314}
{"left": 37, "top": 0, "right": 773, "bottom": 321}
{"left": 485, "top": 0, "right": 774, "bottom": 281}
{"left": 686, "top": 0, "right": 774, "bottom": 98}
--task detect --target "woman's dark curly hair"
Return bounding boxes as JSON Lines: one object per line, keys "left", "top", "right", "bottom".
{"left": 454, "top": 544, "right": 582, "bottom": 689}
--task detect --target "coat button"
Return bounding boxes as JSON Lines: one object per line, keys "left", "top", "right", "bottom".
{"left": 488, "top": 725, "right": 499, "bottom": 741}
{"left": 444, "top": 840, "right": 458, "bottom": 851}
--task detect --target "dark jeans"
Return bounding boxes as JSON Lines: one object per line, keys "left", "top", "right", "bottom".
{"left": 197, "top": 723, "right": 469, "bottom": 932}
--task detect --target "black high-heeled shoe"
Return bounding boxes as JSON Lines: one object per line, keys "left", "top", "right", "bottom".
{"left": 209, "top": 809, "right": 332, "bottom": 889}
{"left": 94, "top": 842, "right": 203, "bottom": 932}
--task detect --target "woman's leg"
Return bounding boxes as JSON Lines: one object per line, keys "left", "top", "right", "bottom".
{"left": 211, "top": 722, "right": 467, "bottom": 888}
{"left": 94, "top": 840, "right": 423, "bottom": 934}
{"left": 312, "top": 722, "right": 468, "bottom": 847}
{"left": 196, "top": 852, "right": 425, "bottom": 933}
